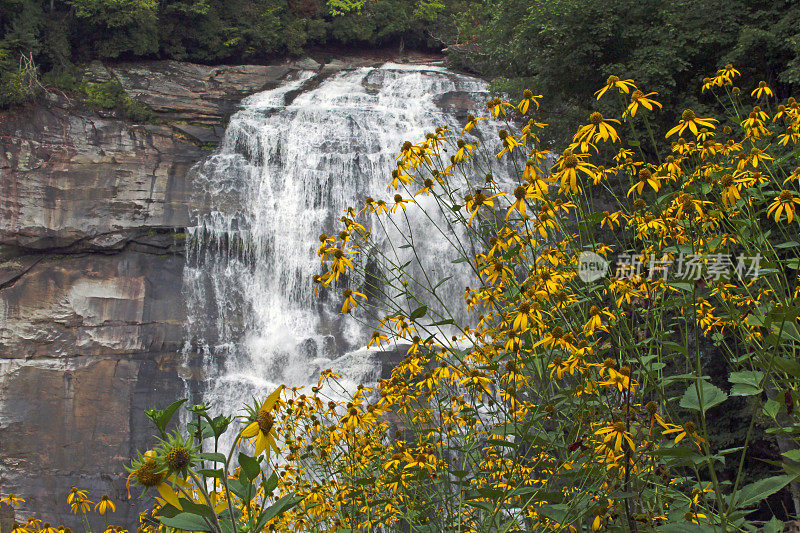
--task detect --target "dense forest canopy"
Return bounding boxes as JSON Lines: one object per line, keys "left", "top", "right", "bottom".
{"left": 2, "top": 0, "right": 800, "bottom": 136}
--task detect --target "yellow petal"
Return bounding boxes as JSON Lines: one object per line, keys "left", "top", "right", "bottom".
{"left": 240, "top": 422, "right": 259, "bottom": 439}
{"left": 254, "top": 433, "right": 267, "bottom": 457}
{"left": 263, "top": 385, "right": 284, "bottom": 412}
{"left": 156, "top": 483, "right": 181, "bottom": 510}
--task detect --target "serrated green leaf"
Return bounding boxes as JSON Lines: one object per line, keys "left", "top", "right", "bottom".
{"left": 679, "top": 380, "right": 727, "bottom": 412}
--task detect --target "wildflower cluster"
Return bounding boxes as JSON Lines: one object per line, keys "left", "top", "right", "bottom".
{"left": 1, "top": 489, "right": 121, "bottom": 533}
{"left": 304, "top": 66, "right": 800, "bottom": 530}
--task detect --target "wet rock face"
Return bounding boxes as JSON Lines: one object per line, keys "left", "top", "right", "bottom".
{"left": 0, "top": 351, "right": 186, "bottom": 528}
{"left": 112, "top": 61, "right": 294, "bottom": 124}
{"left": 0, "top": 106, "right": 196, "bottom": 528}
{"left": 0, "top": 106, "right": 199, "bottom": 250}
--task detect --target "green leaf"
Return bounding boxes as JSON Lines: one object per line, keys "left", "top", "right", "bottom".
{"left": 254, "top": 495, "right": 303, "bottom": 531}
{"left": 198, "top": 452, "right": 227, "bottom": 463}
{"left": 763, "top": 517, "right": 784, "bottom": 533}
{"left": 238, "top": 452, "right": 261, "bottom": 481}
{"left": 535, "top": 504, "right": 569, "bottom": 523}
{"left": 227, "top": 478, "right": 253, "bottom": 501}
{"left": 410, "top": 305, "right": 428, "bottom": 319}
{"left": 145, "top": 398, "right": 187, "bottom": 435}
{"left": 782, "top": 449, "right": 800, "bottom": 462}
{"left": 764, "top": 399, "right": 781, "bottom": 418}
{"left": 486, "top": 438, "right": 518, "bottom": 449}
{"left": 502, "top": 244, "right": 521, "bottom": 260}
{"left": 451, "top": 257, "right": 469, "bottom": 264}
{"left": 774, "top": 357, "right": 800, "bottom": 378}
{"left": 729, "top": 370, "right": 764, "bottom": 396}
{"left": 159, "top": 512, "right": 214, "bottom": 532}
{"left": 679, "top": 380, "right": 727, "bottom": 412}
{"left": 668, "top": 281, "right": 694, "bottom": 292}
{"left": 263, "top": 472, "right": 280, "bottom": 494}
{"left": 734, "top": 474, "right": 795, "bottom": 509}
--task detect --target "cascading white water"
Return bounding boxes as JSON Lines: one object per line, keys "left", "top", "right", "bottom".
{"left": 183, "top": 63, "right": 505, "bottom": 418}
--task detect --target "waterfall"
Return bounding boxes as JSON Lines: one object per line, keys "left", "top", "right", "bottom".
{"left": 182, "top": 63, "right": 504, "bottom": 417}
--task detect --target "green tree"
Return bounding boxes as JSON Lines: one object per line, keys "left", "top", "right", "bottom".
{"left": 67, "top": 0, "right": 159, "bottom": 58}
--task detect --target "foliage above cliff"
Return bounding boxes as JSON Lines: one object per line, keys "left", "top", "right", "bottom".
{"left": 0, "top": 0, "right": 448, "bottom": 67}
{"left": 451, "top": 0, "right": 800, "bottom": 144}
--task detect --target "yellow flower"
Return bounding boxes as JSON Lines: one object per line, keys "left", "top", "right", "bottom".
{"left": 716, "top": 64, "right": 740, "bottom": 84}
{"left": 340, "top": 288, "right": 367, "bottom": 314}
{"left": 0, "top": 493, "right": 24, "bottom": 508}
{"left": 126, "top": 451, "right": 181, "bottom": 510}
{"left": 594, "top": 75, "right": 636, "bottom": 99}
{"left": 459, "top": 369, "right": 492, "bottom": 390}
{"left": 517, "top": 89, "right": 542, "bottom": 115}
{"left": 594, "top": 421, "right": 635, "bottom": 453}
{"left": 583, "top": 305, "right": 614, "bottom": 335}
{"left": 666, "top": 109, "right": 718, "bottom": 138}
{"left": 453, "top": 139, "right": 476, "bottom": 162}
{"left": 778, "top": 124, "right": 800, "bottom": 146}
{"left": 388, "top": 167, "right": 413, "bottom": 190}
{"left": 507, "top": 185, "right": 534, "bottom": 219}
{"left": 68, "top": 489, "right": 93, "bottom": 514}
{"left": 67, "top": 487, "right": 88, "bottom": 505}
{"left": 487, "top": 98, "right": 514, "bottom": 117}
{"left": 624, "top": 90, "right": 662, "bottom": 119}
{"left": 367, "top": 330, "right": 388, "bottom": 348}
{"left": 627, "top": 167, "right": 661, "bottom": 196}
{"left": 751, "top": 80, "right": 774, "bottom": 99}
{"left": 240, "top": 386, "right": 284, "bottom": 458}
{"left": 465, "top": 190, "right": 504, "bottom": 224}
{"left": 496, "top": 129, "right": 523, "bottom": 158}
{"left": 574, "top": 112, "right": 621, "bottom": 145}
{"left": 600, "top": 366, "right": 633, "bottom": 392}
{"left": 390, "top": 194, "right": 413, "bottom": 213}
{"left": 94, "top": 495, "right": 116, "bottom": 515}
{"left": 767, "top": 190, "right": 800, "bottom": 223}
{"left": 661, "top": 420, "right": 702, "bottom": 446}
{"left": 718, "top": 173, "right": 742, "bottom": 206}
{"left": 600, "top": 210, "right": 624, "bottom": 229}
{"left": 462, "top": 113, "right": 484, "bottom": 132}
{"left": 552, "top": 150, "right": 595, "bottom": 193}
